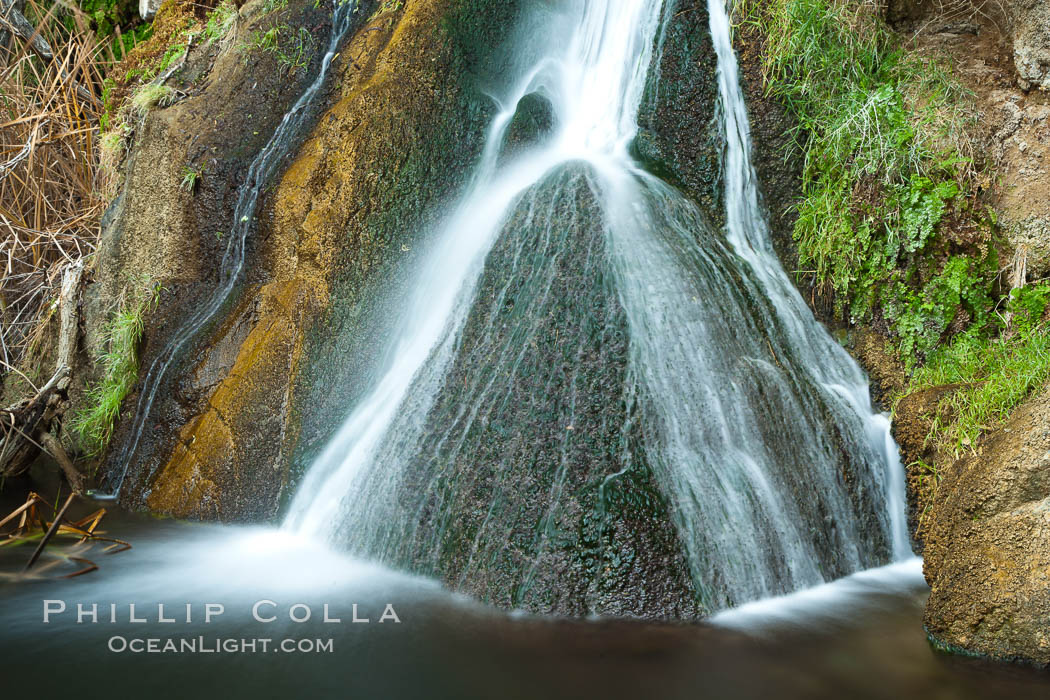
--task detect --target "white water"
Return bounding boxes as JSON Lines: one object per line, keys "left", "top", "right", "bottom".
{"left": 285, "top": 0, "right": 667, "bottom": 535}
{"left": 703, "top": 0, "right": 910, "bottom": 558}
{"left": 285, "top": 0, "right": 910, "bottom": 610}
{"left": 710, "top": 557, "right": 924, "bottom": 632}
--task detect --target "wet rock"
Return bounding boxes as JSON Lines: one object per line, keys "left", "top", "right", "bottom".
{"left": 923, "top": 384, "right": 1050, "bottom": 665}
{"left": 635, "top": 0, "right": 721, "bottom": 218}
{"left": 387, "top": 166, "right": 702, "bottom": 618}
{"left": 499, "top": 91, "right": 555, "bottom": 161}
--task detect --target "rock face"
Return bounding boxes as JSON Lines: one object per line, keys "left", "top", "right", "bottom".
{"left": 991, "top": 90, "right": 1050, "bottom": 277}
{"left": 97, "top": 0, "right": 525, "bottom": 519}
{"left": 88, "top": 0, "right": 339, "bottom": 519}
{"left": 1010, "top": 0, "right": 1050, "bottom": 92}
{"left": 888, "top": 0, "right": 1050, "bottom": 91}
{"left": 923, "top": 384, "right": 1050, "bottom": 665}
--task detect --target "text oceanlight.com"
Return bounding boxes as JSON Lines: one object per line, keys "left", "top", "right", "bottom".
{"left": 107, "top": 637, "right": 336, "bottom": 654}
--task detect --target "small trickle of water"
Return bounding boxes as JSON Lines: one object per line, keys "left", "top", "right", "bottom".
{"left": 281, "top": 0, "right": 910, "bottom": 611}
{"left": 100, "top": 1, "right": 368, "bottom": 498}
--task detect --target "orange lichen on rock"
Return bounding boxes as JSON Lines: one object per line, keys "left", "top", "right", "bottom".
{"left": 147, "top": 280, "right": 313, "bottom": 518}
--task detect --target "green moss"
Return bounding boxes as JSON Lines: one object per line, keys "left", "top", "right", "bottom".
{"left": 71, "top": 281, "right": 160, "bottom": 457}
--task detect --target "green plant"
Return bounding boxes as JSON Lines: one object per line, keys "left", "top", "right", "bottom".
{"left": 1007, "top": 283, "right": 1050, "bottom": 334}
{"left": 129, "top": 83, "right": 174, "bottom": 117}
{"left": 155, "top": 42, "right": 188, "bottom": 74}
{"left": 205, "top": 1, "right": 238, "bottom": 42}
{"left": 71, "top": 282, "right": 160, "bottom": 456}
{"left": 67, "top": 0, "right": 151, "bottom": 60}
{"left": 99, "top": 129, "right": 126, "bottom": 157}
{"left": 884, "top": 255, "right": 994, "bottom": 368}
{"left": 742, "top": 0, "right": 983, "bottom": 367}
{"left": 180, "top": 164, "right": 205, "bottom": 193}
{"left": 904, "top": 281, "right": 1050, "bottom": 455}
{"left": 243, "top": 24, "right": 315, "bottom": 74}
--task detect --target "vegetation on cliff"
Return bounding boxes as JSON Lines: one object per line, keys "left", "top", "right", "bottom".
{"left": 70, "top": 278, "right": 157, "bottom": 456}
{"left": 740, "top": 0, "right": 1050, "bottom": 460}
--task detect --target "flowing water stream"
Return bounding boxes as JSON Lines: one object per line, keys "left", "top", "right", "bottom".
{"left": 284, "top": 0, "right": 910, "bottom": 611}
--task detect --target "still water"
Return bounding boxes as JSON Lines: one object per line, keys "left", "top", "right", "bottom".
{"left": 1, "top": 502, "right": 1047, "bottom": 700}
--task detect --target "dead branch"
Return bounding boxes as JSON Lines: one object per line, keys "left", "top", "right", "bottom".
{"left": 23, "top": 491, "right": 73, "bottom": 570}
{"left": 0, "top": 260, "right": 85, "bottom": 491}
{"left": 40, "top": 431, "right": 83, "bottom": 492}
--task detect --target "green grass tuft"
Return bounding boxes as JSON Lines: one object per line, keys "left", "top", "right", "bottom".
{"left": 205, "top": 1, "right": 239, "bottom": 42}
{"left": 129, "top": 83, "right": 175, "bottom": 117}
{"left": 242, "top": 24, "right": 314, "bottom": 75}
{"left": 71, "top": 282, "right": 160, "bottom": 457}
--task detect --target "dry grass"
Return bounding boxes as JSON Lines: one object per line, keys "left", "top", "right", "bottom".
{"left": 0, "top": 2, "right": 108, "bottom": 375}
{"left": 912, "top": 0, "right": 1010, "bottom": 35}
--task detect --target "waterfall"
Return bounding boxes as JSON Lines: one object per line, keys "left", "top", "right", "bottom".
{"left": 703, "top": 0, "right": 910, "bottom": 561}
{"left": 97, "top": 0, "right": 369, "bottom": 498}
{"left": 286, "top": 0, "right": 910, "bottom": 611}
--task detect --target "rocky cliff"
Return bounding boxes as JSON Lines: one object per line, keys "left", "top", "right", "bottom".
{"left": 923, "top": 384, "right": 1050, "bottom": 664}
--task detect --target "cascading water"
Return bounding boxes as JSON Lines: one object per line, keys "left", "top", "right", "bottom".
{"left": 703, "top": 0, "right": 910, "bottom": 559}
{"left": 285, "top": 0, "right": 910, "bottom": 611}
{"left": 98, "top": 0, "right": 370, "bottom": 497}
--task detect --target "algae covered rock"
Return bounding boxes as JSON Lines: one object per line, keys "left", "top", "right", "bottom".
{"left": 368, "top": 165, "right": 702, "bottom": 618}
{"left": 90, "top": 0, "right": 346, "bottom": 519}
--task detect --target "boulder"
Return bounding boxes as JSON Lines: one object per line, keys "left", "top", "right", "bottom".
{"left": 923, "top": 383, "right": 1050, "bottom": 665}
